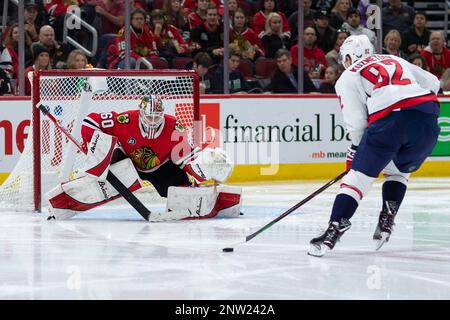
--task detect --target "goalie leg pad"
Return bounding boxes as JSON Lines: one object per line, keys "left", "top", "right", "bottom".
{"left": 149, "top": 186, "right": 218, "bottom": 222}
{"left": 215, "top": 185, "right": 242, "bottom": 218}
{"left": 149, "top": 185, "right": 242, "bottom": 222}
{"left": 84, "top": 131, "right": 118, "bottom": 180}
{"left": 47, "top": 158, "right": 142, "bottom": 220}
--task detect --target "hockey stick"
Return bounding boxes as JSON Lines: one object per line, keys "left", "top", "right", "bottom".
{"left": 222, "top": 171, "right": 348, "bottom": 252}
{"left": 37, "top": 104, "right": 151, "bottom": 221}
{"left": 245, "top": 171, "right": 348, "bottom": 242}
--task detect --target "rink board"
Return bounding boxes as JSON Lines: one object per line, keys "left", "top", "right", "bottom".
{"left": 1, "top": 95, "right": 449, "bottom": 184}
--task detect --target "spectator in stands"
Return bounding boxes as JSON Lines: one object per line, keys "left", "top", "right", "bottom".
{"left": 89, "top": 0, "right": 125, "bottom": 35}
{"left": 356, "top": 0, "right": 370, "bottom": 27}
{"left": 24, "top": 1, "right": 42, "bottom": 43}
{"left": 288, "top": 0, "right": 316, "bottom": 41}
{"left": 252, "top": 0, "right": 291, "bottom": 39}
{"left": 230, "top": 8, "right": 264, "bottom": 62}
{"left": 23, "top": 44, "right": 51, "bottom": 95}
{"left": 0, "top": 68, "right": 11, "bottom": 95}
{"left": 314, "top": 0, "right": 333, "bottom": 12}
{"left": 183, "top": 0, "right": 221, "bottom": 15}
{"left": 313, "top": 10, "right": 337, "bottom": 54}
{"left": 32, "top": 25, "right": 71, "bottom": 69}
{"left": 86, "top": 1, "right": 125, "bottom": 69}
{"left": 329, "top": 0, "right": 352, "bottom": 30}
{"left": 282, "top": 0, "right": 300, "bottom": 19}
{"left": 260, "top": 12, "right": 289, "bottom": 59}
{"left": 208, "top": 48, "right": 250, "bottom": 94}
{"left": 382, "top": 0, "right": 415, "bottom": 38}
{"left": 132, "top": 0, "right": 148, "bottom": 11}
{"left": 401, "top": 11, "right": 430, "bottom": 56}
{"left": 185, "top": 51, "right": 214, "bottom": 93}
{"left": 290, "top": 26, "right": 327, "bottom": 80}
{"left": 341, "top": 8, "right": 376, "bottom": 46}
{"left": 382, "top": 29, "right": 408, "bottom": 60}
{"left": 1, "top": 23, "right": 33, "bottom": 80}
{"left": 270, "top": 48, "right": 316, "bottom": 93}
{"left": 187, "top": 0, "right": 209, "bottom": 30}
{"left": 189, "top": 4, "right": 224, "bottom": 64}
{"left": 357, "top": 0, "right": 388, "bottom": 28}
{"left": 44, "top": 0, "right": 97, "bottom": 42}
{"left": 440, "top": 68, "right": 450, "bottom": 93}
{"left": 326, "top": 29, "right": 349, "bottom": 73}
{"left": 107, "top": 8, "right": 159, "bottom": 69}
{"left": 162, "top": 0, "right": 189, "bottom": 37}
{"left": 228, "top": 0, "right": 240, "bottom": 19}
{"left": 149, "top": 9, "right": 190, "bottom": 62}
{"left": 409, "top": 53, "right": 428, "bottom": 71}
{"left": 66, "top": 49, "right": 91, "bottom": 69}
{"left": 421, "top": 31, "right": 450, "bottom": 79}
{"left": 319, "top": 65, "right": 339, "bottom": 93}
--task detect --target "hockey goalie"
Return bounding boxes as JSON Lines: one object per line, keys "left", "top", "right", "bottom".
{"left": 46, "top": 95, "right": 242, "bottom": 222}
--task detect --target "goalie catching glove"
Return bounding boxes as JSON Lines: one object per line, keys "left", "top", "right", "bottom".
{"left": 184, "top": 147, "right": 234, "bottom": 183}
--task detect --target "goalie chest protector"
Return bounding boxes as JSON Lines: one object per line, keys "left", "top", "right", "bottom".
{"left": 82, "top": 110, "right": 193, "bottom": 172}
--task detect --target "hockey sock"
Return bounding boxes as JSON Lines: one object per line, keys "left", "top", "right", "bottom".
{"left": 382, "top": 181, "right": 407, "bottom": 211}
{"left": 330, "top": 194, "right": 359, "bottom": 222}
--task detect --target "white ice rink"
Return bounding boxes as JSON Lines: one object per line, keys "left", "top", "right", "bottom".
{"left": 0, "top": 177, "right": 449, "bottom": 300}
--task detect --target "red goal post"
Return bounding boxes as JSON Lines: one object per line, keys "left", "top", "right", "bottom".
{"left": 27, "top": 69, "right": 200, "bottom": 212}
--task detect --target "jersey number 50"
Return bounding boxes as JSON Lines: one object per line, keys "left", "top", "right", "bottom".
{"left": 361, "top": 59, "right": 411, "bottom": 90}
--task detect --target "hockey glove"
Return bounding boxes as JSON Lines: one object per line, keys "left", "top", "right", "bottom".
{"left": 184, "top": 148, "right": 234, "bottom": 183}
{"left": 346, "top": 144, "right": 358, "bottom": 171}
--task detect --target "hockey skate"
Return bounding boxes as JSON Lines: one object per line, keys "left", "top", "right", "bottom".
{"left": 308, "top": 218, "right": 351, "bottom": 257}
{"left": 373, "top": 201, "right": 399, "bottom": 251}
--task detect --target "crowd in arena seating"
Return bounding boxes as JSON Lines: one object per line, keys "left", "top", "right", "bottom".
{"left": 1, "top": 0, "right": 450, "bottom": 95}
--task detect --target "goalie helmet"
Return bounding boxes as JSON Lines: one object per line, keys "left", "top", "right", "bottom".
{"left": 139, "top": 95, "right": 164, "bottom": 139}
{"left": 339, "top": 34, "right": 374, "bottom": 69}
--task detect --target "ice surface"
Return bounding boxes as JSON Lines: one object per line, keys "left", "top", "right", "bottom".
{"left": 0, "top": 178, "right": 449, "bottom": 299}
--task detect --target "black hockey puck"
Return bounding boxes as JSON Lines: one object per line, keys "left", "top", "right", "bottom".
{"left": 222, "top": 247, "right": 234, "bottom": 252}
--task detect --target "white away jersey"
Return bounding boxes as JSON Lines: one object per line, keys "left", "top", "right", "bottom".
{"left": 335, "top": 54, "right": 440, "bottom": 145}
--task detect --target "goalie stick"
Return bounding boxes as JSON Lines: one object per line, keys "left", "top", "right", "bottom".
{"left": 37, "top": 104, "right": 151, "bottom": 221}
{"left": 222, "top": 171, "right": 348, "bottom": 251}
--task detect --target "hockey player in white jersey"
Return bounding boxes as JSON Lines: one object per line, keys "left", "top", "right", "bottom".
{"left": 309, "top": 35, "right": 441, "bottom": 257}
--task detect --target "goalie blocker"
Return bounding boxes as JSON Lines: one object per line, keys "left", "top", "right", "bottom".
{"left": 46, "top": 131, "right": 241, "bottom": 221}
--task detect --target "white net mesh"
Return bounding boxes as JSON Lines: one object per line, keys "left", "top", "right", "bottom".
{"left": 0, "top": 71, "right": 198, "bottom": 211}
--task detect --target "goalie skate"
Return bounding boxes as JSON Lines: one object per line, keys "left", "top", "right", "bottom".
{"left": 373, "top": 201, "right": 399, "bottom": 251}
{"left": 308, "top": 218, "right": 351, "bottom": 257}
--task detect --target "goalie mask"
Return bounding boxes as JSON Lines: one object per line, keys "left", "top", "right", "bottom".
{"left": 339, "top": 35, "right": 374, "bottom": 69}
{"left": 139, "top": 95, "right": 164, "bottom": 139}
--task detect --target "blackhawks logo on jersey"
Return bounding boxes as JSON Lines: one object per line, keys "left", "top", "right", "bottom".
{"left": 174, "top": 121, "right": 184, "bottom": 133}
{"left": 130, "top": 146, "right": 161, "bottom": 170}
{"left": 117, "top": 114, "right": 129, "bottom": 124}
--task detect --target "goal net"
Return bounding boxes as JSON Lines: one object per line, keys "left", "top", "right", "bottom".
{"left": 0, "top": 69, "right": 199, "bottom": 212}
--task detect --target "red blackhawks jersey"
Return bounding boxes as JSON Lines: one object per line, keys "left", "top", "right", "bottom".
{"left": 81, "top": 110, "right": 199, "bottom": 174}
